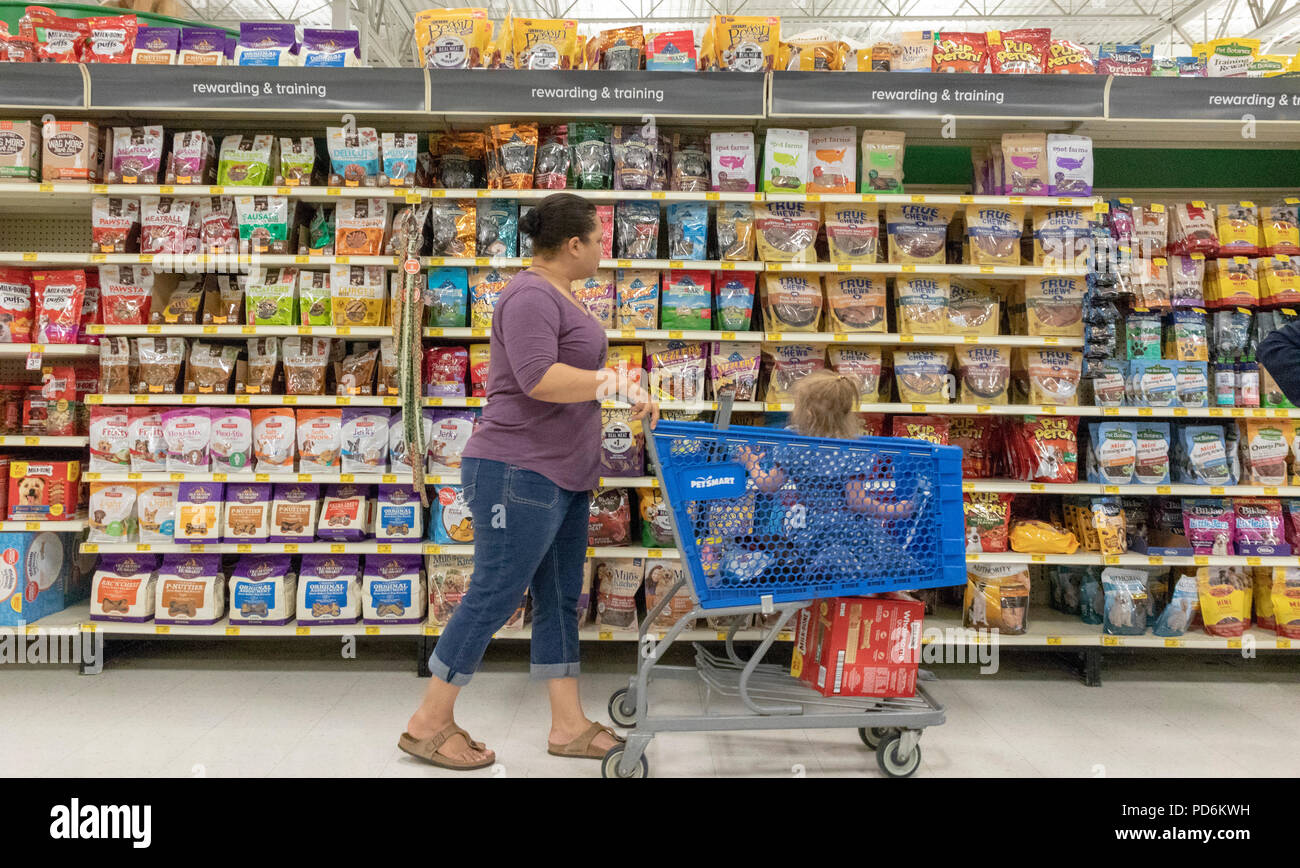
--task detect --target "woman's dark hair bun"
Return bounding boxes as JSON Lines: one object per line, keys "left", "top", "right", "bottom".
{"left": 521, "top": 192, "right": 597, "bottom": 256}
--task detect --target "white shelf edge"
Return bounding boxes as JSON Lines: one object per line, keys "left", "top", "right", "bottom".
{"left": 423, "top": 328, "right": 1083, "bottom": 348}
{"left": 89, "top": 325, "right": 393, "bottom": 338}
{"left": 0, "top": 436, "right": 88, "bottom": 446}
{"left": 87, "top": 395, "right": 401, "bottom": 407}
{"left": 964, "top": 480, "right": 1300, "bottom": 496}
{"left": 83, "top": 472, "right": 416, "bottom": 484}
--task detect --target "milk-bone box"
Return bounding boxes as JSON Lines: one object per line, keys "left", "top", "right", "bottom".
{"left": 790, "top": 596, "right": 924, "bottom": 699}
{"left": 7, "top": 460, "right": 80, "bottom": 521}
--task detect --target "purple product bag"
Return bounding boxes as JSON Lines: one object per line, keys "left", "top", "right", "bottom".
{"left": 153, "top": 553, "right": 223, "bottom": 626}
{"left": 363, "top": 554, "right": 424, "bottom": 624}
{"left": 1182, "top": 498, "right": 1235, "bottom": 556}
{"left": 317, "top": 483, "right": 369, "bottom": 542}
{"left": 221, "top": 482, "right": 272, "bottom": 543}
{"left": 175, "top": 482, "right": 224, "bottom": 543}
{"left": 236, "top": 22, "right": 298, "bottom": 66}
{"left": 269, "top": 482, "right": 320, "bottom": 543}
{"left": 179, "top": 27, "right": 228, "bottom": 61}
{"left": 228, "top": 554, "right": 294, "bottom": 626}
{"left": 134, "top": 26, "right": 180, "bottom": 57}
{"left": 301, "top": 28, "right": 361, "bottom": 66}
{"left": 298, "top": 553, "right": 361, "bottom": 624}
{"left": 91, "top": 553, "right": 161, "bottom": 623}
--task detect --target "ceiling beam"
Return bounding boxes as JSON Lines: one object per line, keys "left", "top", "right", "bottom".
{"left": 1132, "top": 0, "right": 1226, "bottom": 42}
{"left": 1244, "top": 0, "right": 1300, "bottom": 36}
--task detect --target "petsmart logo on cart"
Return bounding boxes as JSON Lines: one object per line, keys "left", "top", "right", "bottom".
{"left": 675, "top": 463, "right": 748, "bottom": 500}
{"left": 49, "top": 798, "right": 151, "bottom": 849}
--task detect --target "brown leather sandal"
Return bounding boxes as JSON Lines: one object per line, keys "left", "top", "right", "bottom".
{"left": 547, "top": 722, "right": 626, "bottom": 760}
{"left": 398, "top": 725, "right": 494, "bottom": 770}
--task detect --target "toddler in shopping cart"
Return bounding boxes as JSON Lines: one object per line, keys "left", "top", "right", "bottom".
{"left": 727, "top": 370, "right": 923, "bottom": 598}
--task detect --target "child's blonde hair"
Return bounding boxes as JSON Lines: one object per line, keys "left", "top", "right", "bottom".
{"left": 790, "top": 371, "right": 863, "bottom": 439}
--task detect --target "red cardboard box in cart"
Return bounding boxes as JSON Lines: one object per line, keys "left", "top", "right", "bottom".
{"left": 791, "top": 597, "right": 923, "bottom": 699}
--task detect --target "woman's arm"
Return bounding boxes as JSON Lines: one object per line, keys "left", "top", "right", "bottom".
{"left": 530, "top": 365, "right": 660, "bottom": 426}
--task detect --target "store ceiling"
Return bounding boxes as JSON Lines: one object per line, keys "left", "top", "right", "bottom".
{"left": 163, "top": 0, "right": 1300, "bottom": 66}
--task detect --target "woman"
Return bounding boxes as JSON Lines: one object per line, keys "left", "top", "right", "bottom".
{"left": 400, "top": 193, "right": 659, "bottom": 770}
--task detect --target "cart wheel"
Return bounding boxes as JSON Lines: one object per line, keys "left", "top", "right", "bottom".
{"left": 600, "top": 746, "right": 649, "bottom": 779}
{"left": 608, "top": 688, "right": 637, "bottom": 728}
{"left": 876, "top": 734, "right": 922, "bottom": 778}
{"left": 858, "top": 726, "right": 897, "bottom": 750}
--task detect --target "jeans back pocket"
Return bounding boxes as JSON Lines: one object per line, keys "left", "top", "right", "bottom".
{"left": 506, "top": 465, "right": 559, "bottom": 509}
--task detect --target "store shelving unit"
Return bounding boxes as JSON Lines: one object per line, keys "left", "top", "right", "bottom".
{"left": 4, "top": 65, "right": 1300, "bottom": 679}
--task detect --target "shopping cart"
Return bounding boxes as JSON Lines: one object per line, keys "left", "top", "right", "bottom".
{"left": 603, "top": 397, "right": 966, "bottom": 778}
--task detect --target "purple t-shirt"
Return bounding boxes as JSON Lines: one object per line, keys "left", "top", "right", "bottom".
{"left": 463, "top": 271, "right": 608, "bottom": 492}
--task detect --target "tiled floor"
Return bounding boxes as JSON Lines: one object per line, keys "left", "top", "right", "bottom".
{"left": 3, "top": 639, "right": 1298, "bottom": 778}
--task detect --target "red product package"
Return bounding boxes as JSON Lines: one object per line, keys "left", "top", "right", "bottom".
{"left": 791, "top": 597, "right": 922, "bottom": 699}
{"left": 1046, "top": 39, "right": 1096, "bottom": 73}
{"left": 6, "top": 36, "right": 38, "bottom": 61}
{"left": 987, "top": 29, "right": 1049, "bottom": 74}
{"left": 948, "top": 414, "right": 1000, "bottom": 478}
{"left": 858, "top": 412, "right": 885, "bottom": 437}
{"left": 80, "top": 14, "right": 137, "bottom": 63}
{"left": 963, "top": 491, "right": 1013, "bottom": 552}
{"left": 41, "top": 365, "right": 76, "bottom": 435}
{"left": 588, "top": 488, "right": 631, "bottom": 546}
{"left": 423, "top": 345, "right": 469, "bottom": 397}
{"left": 470, "top": 346, "right": 489, "bottom": 397}
{"left": 79, "top": 269, "right": 99, "bottom": 344}
{"left": 596, "top": 205, "right": 614, "bottom": 258}
{"left": 1005, "top": 415, "right": 1079, "bottom": 483}
{"left": 931, "top": 32, "right": 986, "bottom": 73}
{"left": 0, "top": 268, "right": 34, "bottom": 343}
{"left": 22, "top": 383, "right": 47, "bottom": 434}
{"left": 32, "top": 269, "right": 86, "bottom": 344}
{"left": 890, "top": 414, "right": 949, "bottom": 445}
{"left": 1169, "top": 202, "right": 1219, "bottom": 256}
{"left": 25, "top": 8, "right": 84, "bottom": 62}
{"left": 97, "top": 265, "right": 153, "bottom": 326}
{"left": 140, "top": 198, "right": 193, "bottom": 256}
{"left": 73, "top": 360, "right": 99, "bottom": 401}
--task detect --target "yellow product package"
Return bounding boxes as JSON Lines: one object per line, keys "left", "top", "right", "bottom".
{"left": 1212, "top": 257, "right": 1260, "bottom": 307}
{"left": 1196, "top": 566, "right": 1251, "bottom": 637}
{"left": 414, "top": 7, "right": 492, "bottom": 69}
{"left": 713, "top": 15, "right": 779, "bottom": 72}
{"left": 963, "top": 564, "right": 1030, "bottom": 634}
{"left": 1271, "top": 568, "right": 1300, "bottom": 638}
{"left": 1253, "top": 568, "right": 1276, "bottom": 631}
{"left": 782, "top": 36, "right": 846, "bottom": 70}
{"left": 1261, "top": 201, "right": 1299, "bottom": 255}
{"left": 699, "top": 18, "right": 716, "bottom": 70}
{"left": 754, "top": 201, "right": 820, "bottom": 263}
{"left": 512, "top": 17, "right": 580, "bottom": 69}
{"left": 824, "top": 203, "right": 879, "bottom": 263}
{"left": 1009, "top": 519, "right": 1080, "bottom": 554}
{"left": 955, "top": 345, "right": 1010, "bottom": 404}
{"left": 885, "top": 203, "right": 951, "bottom": 264}
{"left": 1022, "top": 348, "right": 1082, "bottom": 406}
{"left": 1204, "top": 37, "right": 1259, "bottom": 77}
{"left": 469, "top": 266, "right": 514, "bottom": 328}
{"left": 895, "top": 275, "right": 950, "bottom": 335}
{"left": 1031, "top": 206, "right": 1090, "bottom": 268}
{"left": 328, "top": 265, "right": 386, "bottom": 326}
{"left": 892, "top": 349, "right": 953, "bottom": 403}
{"left": 965, "top": 204, "right": 1025, "bottom": 266}
{"left": 1023, "top": 275, "right": 1085, "bottom": 336}
{"left": 761, "top": 274, "right": 823, "bottom": 332}
{"left": 824, "top": 274, "right": 885, "bottom": 333}
{"left": 605, "top": 344, "right": 645, "bottom": 389}
{"left": 1215, "top": 201, "right": 1261, "bottom": 255}
{"left": 947, "top": 277, "right": 1000, "bottom": 335}
{"left": 1249, "top": 54, "right": 1290, "bottom": 76}
{"left": 1260, "top": 255, "right": 1300, "bottom": 306}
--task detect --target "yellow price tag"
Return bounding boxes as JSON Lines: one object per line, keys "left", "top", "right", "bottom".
{"left": 616, "top": 259, "right": 632, "bottom": 268}
{"left": 599, "top": 630, "right": 614, "bottom": 640}
{"left": 837, "top": 263, "right": 851, "bottom": 272}
{"left": 805, "top": 193, "right": 821, "bottom": 202}
{"left": 1030, "top": 483, "right": 1046, "bottom": 492}
{"left": 900, "top": 265, "right": 916, "bottom": 273}
{"left": 766, "top": 332, "right": 783, "bottom": 341}
{"left": 383, "top": 396, "right": 398, "bottom": 406}
{"left": 964, "top": 335, "right": 977, "bottom": 343}
{"left": 979, "top": 266, "right": 995, "bottom": 274}
{"left": 1031, "top": 554, "right": 1045, "bottom": 562}
{"left": 1164, "top": 638, "right": 1183, "bottom": 648}
{"left": 1265, "top": 487, "right": 1279, "bottom": 496}
{"left": 1231, "top": 408, "right": 1245, "bottom": 417}
{"left": 835, "top": 333, "right": 848, "bottom": 341}
{"left": 1103, "top": 486, "right": 1119, "bottom": 494}
{"left": 283, "top": 396, "right": 297, "bottom": 404}
{"left": 377, "top": 544, "right": 392, "bottom": 554}
{"left": 1046, "top": 637, "right": 1063, "bottom": 646}
{"left": 1148, "top": 555, "right": 1164, "bottom": 565}
{"left": 1210, "top": 487, "right": 1225, "bottom": 495}
{"left": 296, "top": 626, "right": 311, "bottom": 635}
{"left": 466, "top": 397, "right": 483, "bottom": 407}
{"left": 1278, "top": 638, "right": 1292, "bottom": 649}
{"left": 382, "top": 474, "right": 397, "bottom": 484}
{"left": 405, "top": 193, "right": 421, "bottom": 205}
{"left": 331, "top": 544, "right": 345, "bottom": 553}
{"left": 668, "top": 331, "right": 683, "bottom": 339}
{"left": 284, "top": 544, "right": 299, "bottom": 553}
{"left": 366, "top": 627, "right": 380, "bottom": 635}
{"left": 133, "top": 395, "right": 149, "bottom": 404}
{"left": 1138, "top": 408, "right": 1153, "bottom": 416}
{"left": 1102, "top": 636, "right": 1121, "bottom": 646}
{"left": 765, "top": 402, "right": 783, "bottom": 412}
{"left": 1044, "top": 337, "right": 1060, "bottom": 345}
{"left": 1195, "top": 556, "right": 1209, "bottom": 565}
{"left": 586, "top": 547, "right": 595, "bottom": 557}
{"left": 1039, "top": 405, "right": 1057, "bottom": 414}
{"left": 24, "top": 521, "right": 39, "bottom": 531}
{"left": 235, "top": 395, "right": 250, "bottom": 404}
{"left": 911, "top": 404, "right": 926, "bottom": 413}
{"left": 719, "top": 261, "right": 735, "bottom": 270}
{"left": 237, "top": 544, "right": 252, "bottom": 553}
{"left": 225, "top": 626, "right": 240, "bottom": 635}
{"left": 1103, "top": 407, "right": 1119, "bottom": 416}
{"left": 721, "top": 331, "right": 736, "bottom": 340}
{"left": 155, "top": 625, "right": 170, "bottom": 634}
{"left": 647, "top": 549, "right": 663, "bottom": 558}
{"left": 1228, "top": 639, "right": 1242, "bottom": 649}
{"left": 23, "top": 436, "right": 38, "bottom": 446}
{"left": 717, "top": 631, "right": 730, "bottom": 640}
{"left": 767, "top": 263, "right": 783, "bottom": 272}
{"left": 1174, "top": 408, "right": 1188, "bottom": 416}
{"left": 1248, "top": 557, "right": 1261, "bottom": 566}
{"left": 425, "top": 545, "right": 442, "bottom": 554}
{"left": 1104, "top": 555, "right": 1119, "bottom": 565}
{"left": 21, "top": 253, "right": 36, "bottom": 262}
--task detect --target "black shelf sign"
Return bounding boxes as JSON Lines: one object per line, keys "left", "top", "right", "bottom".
{"left": 427, "top": 70, "right": 765, "bottom": 117}
{"left": 87, "top": 66, "right": 427, "bottom": 112}
{"left": 1108, "top": 76, "right": 1300, "bottom": 121}
{"left": 0, "top": 64, "right": 85, "bottom": 108}
{"left": 770, "top": 71, "right": 1107, "bottom": 119}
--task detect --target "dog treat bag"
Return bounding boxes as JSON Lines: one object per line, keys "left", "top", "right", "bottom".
{"left": 297, "top": 554, "right": 362, "bottom": 625}
{"left": 251, "top": 407, "right": 296, "bottom": 472}
{"left": 341, "top": 408, "right": 390, "bottom": 473}
{"left": 860, "top": 130, "right": 905, "bottom": 193}
{"left": 88, "top": 483, "right": 138, "bottom": 544}
{"left": 755, "top": 202, "right": 820, "bottom": 263}
{"left": 209, "top": 409, "right": 252, "bottom": 472}
{"left": 222, "top": 483, "right": 271, "bottom": 543}
{"left": 710, "top": 132, "right": 755, "bottom": 192}
{"left": 825, "top": 205, "right": 880, "bottom": 264}
{"left": 1001, "top": 133, "right": 1048, "bottom": 196}
{"left": 886, "top": 204, "right": 951, "bottom": 265}
{"left": 963, "top": 564, "right": 1030, "bottom": 634}
{"left": 136, "top": 483, "right": 177, "bottom": 544}
{"left": 91, "top": 554, "right": 159, "bottom": 623}
{"left": 762, "top": 274, "right": 822, "bottom": 332}
{"left": 229, "top": 555, "right": 297, "bottom": 626}
{"left": 966, "top": 205, "right": 1024, "bottom": 266}
{"left": 269, "top": 483, "right": 319, "bottom": 543}
{"left": 430, "top": 484, "right": 474, "bottom": 544}
{"left": 175, "top": 482, "right": 222, "bottom": 543}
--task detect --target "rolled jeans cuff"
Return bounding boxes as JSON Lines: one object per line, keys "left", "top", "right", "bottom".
{"left": 428, "top": 649, "right": 474, "bottom": 687}
{"left": 530, "top": 662, "right": 580, "bottom": 680}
